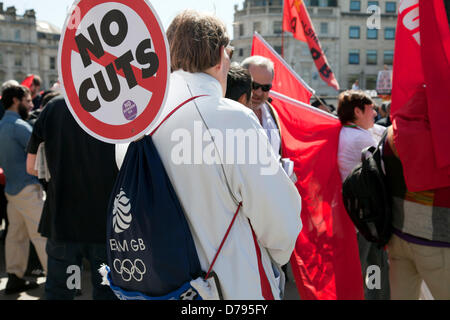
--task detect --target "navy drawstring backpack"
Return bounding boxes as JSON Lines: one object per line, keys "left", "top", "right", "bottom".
{"left": 99, "top": 95, "right": 241, "bottom": 300}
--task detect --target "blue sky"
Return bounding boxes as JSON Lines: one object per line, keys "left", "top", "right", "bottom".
{"left": 2, "top": 0, "right": 244, "bottom": 37}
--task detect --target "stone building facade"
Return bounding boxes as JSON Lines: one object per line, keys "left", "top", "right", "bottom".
{"left": 232, "top": 0, "right": 397, "bottom": 96}
{"left": 0, "top": 3, "right": 60, "bottom": 89}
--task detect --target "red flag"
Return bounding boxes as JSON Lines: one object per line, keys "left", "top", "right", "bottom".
{"left": 282, "top": 0, "right": 340, "bottom": 91}
{"left": 21, "top": 75, "right": 34, "bottom": 89}
{"left": 391, "top": 0, "right": 450, "bottom": 192}
{"left": 270, "top": 91, "right": 364, "bottom": 300}
{"left": 421, "top": 0, "right": 450, "bottom": 171}
{"left": 282, "top": 0, "right": 307, "bottom": 42}
{"left": 251, "top": 32, "right": 313, "bottom": 104}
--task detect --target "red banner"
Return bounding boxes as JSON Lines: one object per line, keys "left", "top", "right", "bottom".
{"left": 421, "top": 0, "right": 450, "bottom": 171}
{"left": 391, "top": 0, "right": 450, "bottom": 192}
{"left": 251, "top": 33, "right": 313, "bottom": 104}
{"left": 282, "top": 0, "right": 340, "bottom": 91}
{"left": 270, "top": 91, "right": 364, "bottom": 300}
{"left": 21, "top": 75, "right": 34, "bottom": 89}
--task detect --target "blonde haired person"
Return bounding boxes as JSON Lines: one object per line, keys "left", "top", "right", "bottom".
{"left": 150, "top": 10, "right": 302, "bottom": 299}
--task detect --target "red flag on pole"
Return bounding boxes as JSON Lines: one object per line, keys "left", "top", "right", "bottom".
{"left": 391, "top": 0, "right": 450, "bottom": 192}
{"left": 282, "top": 0, "right": 340, "bottom": 91}
{"left": 251, "top": 32, "right": 314, "bottom": 104}
{"left": 270, "top": 91, "right": 364, "bottom": 300}
{"left": 21, "top": 75, "right": 34, "bottom": 89}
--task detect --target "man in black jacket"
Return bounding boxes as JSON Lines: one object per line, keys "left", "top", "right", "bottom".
{"left": 26, "top": 96, "right": 118, "bottom": 300}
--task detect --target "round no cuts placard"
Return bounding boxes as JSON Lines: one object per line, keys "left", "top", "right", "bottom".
{"left": 58, "top": 0, "right": 170, "bottom": 144}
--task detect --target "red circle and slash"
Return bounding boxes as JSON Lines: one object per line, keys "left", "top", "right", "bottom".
{"left": 59, "top": 0, "right": 169, "bottom": 144}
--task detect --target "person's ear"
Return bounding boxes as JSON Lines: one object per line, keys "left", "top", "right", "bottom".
{"left": 354, "top": 107, "right": 363, "bottom": 119}
{"left": 217, "top": 45, "right": 225, "bottom": 70}
{"left": 12, "top": 97, "right": 20, "bottom": 106}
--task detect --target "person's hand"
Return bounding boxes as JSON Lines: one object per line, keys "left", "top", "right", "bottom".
{"left": 387, "top": 126, "right": 399, "bottom": 158}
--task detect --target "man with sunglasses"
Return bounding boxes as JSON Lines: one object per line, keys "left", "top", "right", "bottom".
{"left": 242, "top": 56, "right": 297, "bottom": 280}
{"left": 241, "top": 56, "right": 281, "bottom": 157}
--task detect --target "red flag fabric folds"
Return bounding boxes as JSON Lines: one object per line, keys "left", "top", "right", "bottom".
{"left": 21, "top": 75, "right": 34, "bottom": 89}
{"left": 282, "top": 0, "right": 307, "bottom": 42}
{"left": 391, "top": 0, "right": 450, "bottom": 192}
{"left": 251, "top": 33, "right": 313, "bottom": 105}
{"left": 421, "top": 0, "right": 450, "bottom": 171}
{"left": 270, "top": 91, "right": 364, "bottom": 300}
{"left": 282, "top": 0, "right": 340, "bottom": 91}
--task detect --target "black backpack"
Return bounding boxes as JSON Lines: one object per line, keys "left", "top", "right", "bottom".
{"left": 342, "top": 132, "right": 393, "bottom": 248}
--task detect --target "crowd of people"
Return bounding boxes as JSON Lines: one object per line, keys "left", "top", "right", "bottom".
{"left": 0, "top": 9, "right": 448, "bottom": 300}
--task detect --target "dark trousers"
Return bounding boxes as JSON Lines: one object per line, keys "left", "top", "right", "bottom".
{"left": 358, "top": 233, "right": 391, "bottom": 300}
{"left": 45, "top": 239, "right": 117, "bottom": 300}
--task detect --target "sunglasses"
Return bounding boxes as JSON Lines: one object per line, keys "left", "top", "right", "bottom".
{"left": 252, "top": 82, "right": 272, "bottom": 92}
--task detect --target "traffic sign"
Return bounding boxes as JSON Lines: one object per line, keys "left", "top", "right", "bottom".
{"left": 58, "top": 0, "right": 170, "bottom": 144}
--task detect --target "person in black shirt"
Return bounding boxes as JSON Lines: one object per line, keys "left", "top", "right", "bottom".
{"left": 26, "top": 96, "right": 118, "bottom": 300}
{"left": 21, "top": 74, "right": 42, "bottom": 111}
{"left": 376, "top": 102, "right": 392, "bottom": 127}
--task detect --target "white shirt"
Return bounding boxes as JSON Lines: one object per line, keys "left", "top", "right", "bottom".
{"left": 152, "top": 70, "right": 302, "bottom": 299}
{"left": 259, "top": 102, "right": 281, "bottom": 160}
{"left": 338, "top": 125, "right": 379, "bottom": 182}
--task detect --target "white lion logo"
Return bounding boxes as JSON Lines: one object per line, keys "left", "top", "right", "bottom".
{"left": 112, "top": 190, "right": 132, "bottom": 233}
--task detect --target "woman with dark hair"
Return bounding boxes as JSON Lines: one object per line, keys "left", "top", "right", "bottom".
{"left": 337, "top": 90, "right": 390, "bottom": 300}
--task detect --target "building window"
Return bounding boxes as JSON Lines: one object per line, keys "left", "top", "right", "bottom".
{"left": 239, "top": 24, "right": 244, "bottom": 37}
{"left": 253, "top": 21, "right": 262, "bottom": 34}
{"left": 350, "top": 0, "right": 361, "bottom": 11}
{"left": 349, "top": 50, "right": 360, "bottom": 64}
{"left": 385, "top": 27, "right": 395, "bottom": 40}
{"left": 268, "top": 0, "right": 282, "bottom": 6}
{"left": 307, "top": 0, "right": 337, "bottom": 6}
{"left": 368, "top": 1, "right": 379, "bottom": 8}
{"left": 367, "top": 50, "right": 378, "bottom": 65}
{"left": 307, "top": 0, "right": 319, "bottom": 5}
{"left": 239, "top": 48, "right": 244, "bottom": 57}
{"left": 273, "top": 21, "right": 282, "bottom": 34}
{"left": 253, "top": 0, "right": 267, "bottom": 6}
{"left": 367, "top": 28, "right": 378, "bottom": 39}
{"left": 15, "top": 29, "right": 21, "bottom": 41}
{"left": 384, "top": 50, "right": 394, "bottom": 65}
{"left": 50, "top": 57, "right": 56, "bottom": 70}
{"left": 386, "top": 2, "right": 397, "bottom": 13}
{"left": 366, "top": 75, "right": 377, "bottom": 90}
{"left": 14, "top": 54, "right": 22, "bottom": 66}
{"left": 320, "top": 22, "right": 329, "bottom": 35}
{"left": 349, "top": 26, "right": 360, "bottom": 39}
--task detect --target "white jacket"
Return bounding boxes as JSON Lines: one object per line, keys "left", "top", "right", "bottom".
{"left": 151, "top": 70, "right": 302, "bottom": 300}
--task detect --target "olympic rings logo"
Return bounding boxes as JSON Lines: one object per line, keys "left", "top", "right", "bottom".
{"left": 113, "top": 259, "right": 147, "bottom": 282}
